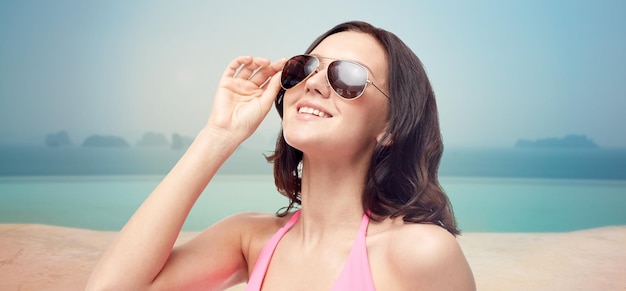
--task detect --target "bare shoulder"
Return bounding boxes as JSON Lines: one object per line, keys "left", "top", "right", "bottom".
{"left": 369, "top": 219, "right": 476, "bottom": 291}
{"left": 162, "top": 211, "right": 291, "bottom": 289}
{"left": 206, "top": 211, "right": 294, "bottom": 262}
{"left": 192, "top": 211, "right": 290, "bottom": 251}
{"left": 224, "top": 211, "right": 292, "bottom": 235}
{"left": 212, "top": 211, "right": 286, "bottom": 233}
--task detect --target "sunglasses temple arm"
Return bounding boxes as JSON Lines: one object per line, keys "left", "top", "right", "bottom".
{"left": 369, "top": 81, "right": 390, "bottom": 99}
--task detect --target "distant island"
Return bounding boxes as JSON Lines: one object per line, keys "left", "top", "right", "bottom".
{"left": 45, "top": 131, "right": 72, "bottom": 147}
{"left": 82, "top": 135, "right": 130, "bottom": 148}
{"left": 43, "top": 130, "right": 195, "bottom": 150}
{"left": 515, "top": 134, "right": 599, "bottom": 149}
{"left": 136, "top": 132, "right": 169, "bottom": 147}
{"left": 171, "top": 133, "right": 193, "bottom": 150}
{"left": 134, "top": 132, "right": 194, "bottom": 150}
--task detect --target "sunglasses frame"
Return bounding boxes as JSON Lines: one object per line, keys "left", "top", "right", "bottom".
{"left": 280, "top": 54, "right": 390, "bottom": 100}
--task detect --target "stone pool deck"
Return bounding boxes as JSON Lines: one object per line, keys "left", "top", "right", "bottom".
{"left": 0, "top": 224, "right": 624, "bottom": 290}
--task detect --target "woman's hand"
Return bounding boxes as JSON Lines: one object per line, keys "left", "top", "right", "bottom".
{"left": 207, "top": 56, "right": 286, "bottom": 143}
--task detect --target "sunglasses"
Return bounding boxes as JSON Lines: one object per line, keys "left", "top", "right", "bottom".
{"left": 280, "top": 54, "right": 389, "bottom": 100}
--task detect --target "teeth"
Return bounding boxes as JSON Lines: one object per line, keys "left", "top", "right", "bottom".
{"left": 298, "top": 106, "right": 329, "bottom": 118}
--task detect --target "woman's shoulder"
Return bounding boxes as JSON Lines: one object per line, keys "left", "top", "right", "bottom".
{"left": 388, "top": 219, "right": 458, "bottom": 250}
{"left": 371, "top": 218, "right": 461, "bottom": 262}
{"left": 221, "top": 211, "right": 289, "bottom": 227}
{"left": 369, "top": 218, "right": 476, "bottom": 290}
{"left": 217, "top": 211, "right": 296, "bottom": 247}
{"left": 212, "top": 211, "right": 294, "bottom": 239}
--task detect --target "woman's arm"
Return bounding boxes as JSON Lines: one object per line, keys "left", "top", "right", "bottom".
{"left": 86, "top": 56, "right": 286, "bottom": 291}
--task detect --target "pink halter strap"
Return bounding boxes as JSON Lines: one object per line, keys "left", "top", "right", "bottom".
{"left": 245, "top": 210, "right": 375, "bottom": 291}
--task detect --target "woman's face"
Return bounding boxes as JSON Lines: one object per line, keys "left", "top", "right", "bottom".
{"left": 281, "top": 31, "right": 390, "bottom": 160}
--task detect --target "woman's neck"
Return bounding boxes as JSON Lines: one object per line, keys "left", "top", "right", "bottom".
{"left": 294, "top": 154, "right": 370, "bottom": 241}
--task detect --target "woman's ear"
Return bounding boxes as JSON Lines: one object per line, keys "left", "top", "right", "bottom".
{"left": 376, "top": 131, "right": 393, "bottom": 146}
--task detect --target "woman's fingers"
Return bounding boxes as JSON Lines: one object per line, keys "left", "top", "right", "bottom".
{"left": 257, "top": 58, "right": 287, "bottom": 107}
{"left": 247, "top": 59, "right": 282, "bottom": 88}
{"left": 247, "top": 67, "right": 269, "bottom": 87}
{"left": 209, "top": 57, "right": 286, "bottom": 138}
{"left": 222, "top": 56, "right": 276, "bottom": 88}
{"left": 222, "top": 56, "right": 253, "bottom": 79}
{"left": 221, "top": 56, "right": 286, "bottom": 89}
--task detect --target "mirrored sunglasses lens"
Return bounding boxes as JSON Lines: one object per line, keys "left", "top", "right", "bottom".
{"left": 328, "top": 61, "right": 368, "bottom": 99}
{"left": 281, "top": 55, "right": 318, "bottom": 89}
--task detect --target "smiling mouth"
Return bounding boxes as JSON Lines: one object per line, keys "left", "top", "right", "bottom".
{"left": 298, "top": 106, "right": 332, "bottom": 118}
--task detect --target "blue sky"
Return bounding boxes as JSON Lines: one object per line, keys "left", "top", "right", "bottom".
{"left": 0, "top": 0, "right": 624, "bottom": 148}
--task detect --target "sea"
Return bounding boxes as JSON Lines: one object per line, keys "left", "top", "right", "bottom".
{"left": 1, "top": 145, "right": 625, "bottom": 233}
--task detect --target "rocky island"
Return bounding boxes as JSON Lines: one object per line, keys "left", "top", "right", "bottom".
{"left": 82, "top": 135, "right": 130, "bottom": 148}
{"left": 136, "top": 132, "right": 169, "bottom": 147}
{"left": 171, "top": 133, "right": 194, "bottom": 150}
{"left": 45, "top": 130, "right": 72, "bottom": 147}
{"left": 515, "top": 134, "right": 599, "bottom": 149}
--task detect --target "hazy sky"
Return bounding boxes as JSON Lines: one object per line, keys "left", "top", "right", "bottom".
{"left": 1, "top": 0, "right": 625, "bottom": 148}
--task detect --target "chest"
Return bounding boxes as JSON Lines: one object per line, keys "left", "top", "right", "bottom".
{"left": 259, "top": 240, "right": 352, "bottom": 291}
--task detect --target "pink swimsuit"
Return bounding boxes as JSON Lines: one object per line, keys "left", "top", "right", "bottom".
{"left": 245, "top": 210, "right": 376, "bottom": 291}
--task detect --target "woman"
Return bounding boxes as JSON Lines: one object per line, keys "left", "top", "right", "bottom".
{"left": 87, "top": 21, "right": 475, "bottom": 290}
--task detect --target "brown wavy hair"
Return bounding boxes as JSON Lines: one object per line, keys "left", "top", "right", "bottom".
{"left": 266, "top": 21, "right": 459, "bottom": 235}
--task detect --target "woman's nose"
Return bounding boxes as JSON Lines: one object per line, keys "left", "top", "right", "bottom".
{"left": 304, "top": 67, "right": 331, "bottom": 98}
